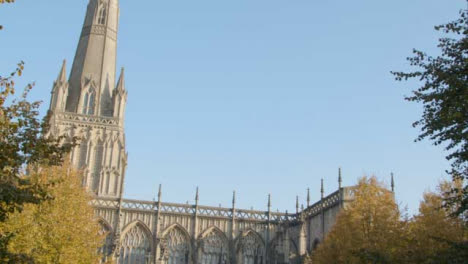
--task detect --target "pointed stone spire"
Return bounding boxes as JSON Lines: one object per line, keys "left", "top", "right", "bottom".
{"left": 116, "top": 67, "right": 126, "bottom": 92}
{"left": 338, "top": 167, "right": 342, "bottom": 189}
{"left": 301, "top": 204, "right": 304, "bottom": 211}
{"left": 67, "top": 0, "right": 121, "bottom": 115}
{"left": 195, "top": 187, "right": 199, "bottom": 204}
{"left": 307, "top": 188, "right": 310, "bottom": 207}
{"left": 157, "top": 184, "right": 162, "bottom": 202}
{"left": 321, "top": 179, "right": 324, "bottom": 199}
{"left": 113, "top": 67, "right": 128, "bottom": 119}
{"left": 49, "top": 60, "right": 70, "bottom": 113}
{"left": 296, "top": 196, "right": 299, "bottom": 214}
{"left": 56, "top": 60, "right": 67, "bottom": 84}
{"left": 391, "top": 173, "right": 395, "bottom": 192}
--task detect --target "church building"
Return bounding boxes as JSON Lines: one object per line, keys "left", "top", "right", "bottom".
{"left": 48, "top": 1, "right": 355, "bottom": 263}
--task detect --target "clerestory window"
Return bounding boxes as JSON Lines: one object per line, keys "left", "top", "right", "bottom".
{"left": 82, "top": 90, "right": 96, "bottom": 115}
{"left": 98, "top": 5, "right": 107, "bottom": 25}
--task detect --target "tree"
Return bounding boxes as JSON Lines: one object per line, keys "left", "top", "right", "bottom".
{"left": 0, "top": 62, "right": 74, "bottom": 261}
{"left": 406, "top": 180, "right": 468, "bottom": 263}
{"left": 309, "top": 176, "right": 406, "bottom": 264}
{"left": 391, "top": 7, "right": 468, "bottom": 216}
{"left": 0, "top": 163, "right": 106, "bottom": 264}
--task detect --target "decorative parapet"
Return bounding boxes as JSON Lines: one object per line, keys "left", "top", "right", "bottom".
{"left": 92, "top": 198, "right": 293, "bottom": 223}
{"left": 92, "top": 186, "right": 355, "bottom": 223}
{"left": 54, "top": 112, "right": 122, "bottom": 130}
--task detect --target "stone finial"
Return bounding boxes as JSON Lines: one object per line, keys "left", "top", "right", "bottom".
{"left": 321, "top": 179, "right": 324, "bottom": 199}
{"left": 391, "top": 173, "right": 395, "bottom": 192}
{"left": 296, "top": 196, "right": 299, "bottom": 214}
{"left": 268, "top": 194, "right": 271, "bottom": 211}
{"left": 56, "top": 59, "right": 67, "bottom": 84}
{"left": 232, "top": 191, "right": 236, "bottom": 208}
{"left": 307, "top": 188, "right": 310, "bottom": 207}
{"left": 116, "top": 67, "right": 126, "bottom": 92}
{"left": 195, "top": 187, "right": 199, "bottom": 204}
{"left": 338, "top": 167, "right": 342, "bottom": 189}
{"left": 301, "top": 204, "right": 304, "bottom": 211}
{"left": 157, "top": 184, "right": 162, "bottom": 202}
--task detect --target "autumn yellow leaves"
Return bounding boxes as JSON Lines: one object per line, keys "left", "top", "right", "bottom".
{"left": 306, "top": 177, "right": 467, "bottom": 264}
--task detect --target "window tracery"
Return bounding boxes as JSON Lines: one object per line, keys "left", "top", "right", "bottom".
{"left": 239, "top": 232, "right": 264, "bottom": 264}
{"left": 199, "top": 229, "right": 229, "bottom": 264}
{"left": 119, "top": 224, "right": 151, "bottom": 264}
{"left": 161, "top": 227, "right": 190, "bottom": 264}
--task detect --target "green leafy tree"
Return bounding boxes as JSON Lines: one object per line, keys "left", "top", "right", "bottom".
{"left": 392, "top": 8, "right": 468, "bottom": 216}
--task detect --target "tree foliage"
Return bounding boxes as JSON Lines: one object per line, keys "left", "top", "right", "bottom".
{"left": 405, "top": 180, "right": 468, "bottom": 263}
{"left": 0, "top": 63, "right": 74, "bottom": 261}
{"left": 309, "top": 177, "right": 405, "bottom": 264}
{"left": 392, "top": 8, "right": 468, "bottom": 216}
{"left": 0, "top": 163, "right": 106, "bottom": 264}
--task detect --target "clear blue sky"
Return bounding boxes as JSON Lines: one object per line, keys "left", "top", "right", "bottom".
{"left": 1, "top": 0, "right": 465, "bottom": 214}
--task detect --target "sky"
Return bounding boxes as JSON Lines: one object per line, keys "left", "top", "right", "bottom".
{"left": 1, "top": 0, "right": 465, "bottom": 215}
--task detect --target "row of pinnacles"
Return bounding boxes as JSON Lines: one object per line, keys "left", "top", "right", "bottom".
{"left": 46, "top": 0, "right": 394, "bottom": 263}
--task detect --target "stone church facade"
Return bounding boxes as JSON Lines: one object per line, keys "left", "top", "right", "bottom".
{"left": 47, "top": 1, "right": 356, "bottom": 263}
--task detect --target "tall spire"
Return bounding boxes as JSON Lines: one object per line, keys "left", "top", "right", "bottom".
{"left": 48, "top": 0, "right": 127, "bottom": 199}
{"left": 66, "top": 0, "right": 121, "bottom": 116}
{"left": 307, "top": 188, "right": 310, "bottom": 207}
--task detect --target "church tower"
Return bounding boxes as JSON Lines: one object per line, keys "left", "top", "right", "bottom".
{"left": 48, "top": 0, "right": 127, "bottom": 199}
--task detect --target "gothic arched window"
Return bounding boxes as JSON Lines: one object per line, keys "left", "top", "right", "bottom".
{"left": 161, "top": 227, "right": 190, "bottom": 264}
{"left": 239, "top": 232, "right": 264, "bottom": 264}
{"left": 98, "top": 4, "right": 107, "bottom": 25}
{"left": 92, "top": 141, "right": 104, "bottom": 193}
{"left": 82, "top": 89, "right": 96, "bottom": 115}
{"left": 198, "top": 229, "right": 228, "bottom": 264}
{"left": 119, "top": 224, "right": 151, "bottom": 264}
